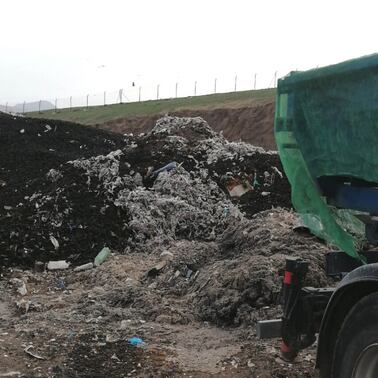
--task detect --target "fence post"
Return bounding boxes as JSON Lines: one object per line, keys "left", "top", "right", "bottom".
{"left": 104, "top": 91, "right": 106, "bottom": 106}
{"left": 254, "top": 73, "right": 257, "bottom": 90}
{"left": 38, "top": 100, "right": 41, "bottom": 114}
{"left": 214, "top": 78, "right": 217, "bottom": 94}
{"left": 119, "top": 89, "right": 123, "bottom": 104}
{"left": 175, "top": 82, "right": 178, "bottom": 98}
{"left": 23, "top": 101, "right": 25, "bottom": 114}
{"left": 55, "top": 98, "right": 57, "bottom": 112}
{"left": 86, "top": 94, "right": 89, "bottom": 110}
{"left": 70, "top": 96, "right": 72, "bottom": 111}
{"left": 194, "top": 81, "right": 197, "bottom": 96}
{"left": 274, "top": 71, "right": 278, "bottom": 87}
{"left": 234, "top": 75, "right": 238, "bottom": 92}
{"left": 157, "top": 84, "right": 160, "bottom": 100}
{"left": 138, "top": 86, "right": 141, "bottom": 102}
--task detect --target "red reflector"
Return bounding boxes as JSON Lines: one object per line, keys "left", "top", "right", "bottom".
{"left": 283, "top": 271, "right": 293, "bottom": 285}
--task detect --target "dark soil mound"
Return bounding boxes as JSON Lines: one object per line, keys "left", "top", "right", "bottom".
{"left": 0, "top": 113, "right": 130, "bottom": 268}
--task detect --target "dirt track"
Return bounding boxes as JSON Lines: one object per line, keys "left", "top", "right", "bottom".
{"left": 0, "top": 112, "right": 328, "bottom": 377}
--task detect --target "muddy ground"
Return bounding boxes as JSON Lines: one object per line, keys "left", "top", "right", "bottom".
{"left": 0, "top": 113, "right": 330, "bottom": 377}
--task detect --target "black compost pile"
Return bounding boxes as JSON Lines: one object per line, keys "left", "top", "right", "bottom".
{"left": 0, "top": 113, "right": 291, "bottom": 268}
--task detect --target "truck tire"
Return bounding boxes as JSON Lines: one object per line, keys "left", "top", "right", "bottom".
{"left": 331, "top": 292, "right": 378, "bottom": 378}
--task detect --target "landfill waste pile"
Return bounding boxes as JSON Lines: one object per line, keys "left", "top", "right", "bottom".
{"left": 0, "top": 113, "right": 290, "bottom": 269}
{"left": 0, "top": 112, "right": 329, "bottom": 377}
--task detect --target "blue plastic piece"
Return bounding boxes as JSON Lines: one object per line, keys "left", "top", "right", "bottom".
{"left": 152, "top": 162, "right": 177, "bottom": 178}
{"left": 128, "top": 337, "right": 145, "bottom": 346}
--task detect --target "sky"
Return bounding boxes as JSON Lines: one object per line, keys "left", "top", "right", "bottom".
{"left": 1, "top": 0, "right": 377, "bottom": 105}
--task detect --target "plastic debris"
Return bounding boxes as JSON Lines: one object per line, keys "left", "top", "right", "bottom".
{"left": 128, "top": 337, "right": 146, "bottom": 347}
{"left": 24, "top": 345, "right": 45, "bottom": 360}
{"left": 74, "top": 262, "right": 94, "bottom": 272}
{"left": 0, "top": 372, "right": 22, "bottom": 377}
{"left": 160, "top": 251, "right": 174, "bottom": 260}
{"left": 49, "top": 235, "right": 59, "bottom": 250}
{"left": 15, "top": 299, "right": 31, "bottom": 314}
{"left": 151, "top": 162, "right": 177, "bottom": 178}
{"left": 47, "top": 260, "right": 70, "bottom": 270}
{"left": 10, "top": 278, "right": 27, "bottom": 296}
{"left": 147, "top": 260, "right": 167, "bottom": 277}
{"left": 56, "top": 279, "right": 66, "bottom": 290}
{"left": 227, "top": 182, "right": 253, "bottom": 198}
{"left": 94, "top": 247, "right": 111, "bottom": 267}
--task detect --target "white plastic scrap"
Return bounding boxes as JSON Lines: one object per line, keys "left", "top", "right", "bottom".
{"left": 47, "top": 260, "right": 69, "bottom": 270}
{"left": 49, "top": 235, "right": 60, "bottom": 250}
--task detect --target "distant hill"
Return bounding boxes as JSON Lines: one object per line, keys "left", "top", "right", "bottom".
{"left": 0, "top": 101, "right": 54, "bottom": 113}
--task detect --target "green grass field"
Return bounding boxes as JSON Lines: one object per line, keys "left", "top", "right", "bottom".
{"left": 28, "top": 89, "right": 276, "bottom": 125}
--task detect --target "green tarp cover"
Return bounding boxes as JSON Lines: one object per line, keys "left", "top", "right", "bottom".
{"left": 275, "top": 53, "right": 378, "bottom": 260}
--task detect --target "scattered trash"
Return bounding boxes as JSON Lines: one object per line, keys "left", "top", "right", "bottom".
{"left": 9, "top": 278, "right": 27, "bottom": 296}
{"left": 247, "top": 360, "right": 256, "bottom": 368}
{"left": 226, "top": 178, "right": 253, "bottom": 198}
{"left": 74, "top": 262, "right": 94, "bottom": 272}
{"left": 110, "top": 353, "right": 121, "bottom": 362}
{"left": 94, "top": 247, "right": 111, "bottom": 267}
{"left": 228, "top": 182, "right": 253, "bottom": 198}
{"left": 0, "top": 372, "right": 22, "bottom": 377}
{"left": 128, "top": 337, "right": 146, "bottom": 347}
{"left": 160, "top": 251, "right": 174, "bottom": 260}
{"left": 49, "top": 235, "right": 60, "bottom": 250}
{"left": 186, "top": 269, "right": 193, "bottom": 279}
{"left": 47, "top": 260, "right": 70, "bottom": 270}
{"left": 174, "top": 270, "right": 181, "bottom": 279}
{"left": 19, "top": 129, "right": 25, "bottom": 134}
{"left": 44, "top": 124, "right": 52, "bottom": 132}
{"left": 24, "top": 345, "right": 46, "bottom": 360}
{"left": 151, "top": 161, "right": 177, "bottom": 178}
{"left": 15, "top": 299, "right": 31, "bottom": 314}
{"left": 147, "top": 260, "right": 167, "bottom": 278}
{"left": 253, "top": 172, "right": 260, "bottom": 189}
{"left": 272, "top": 166, "right": 283, "bottom": 179}
{"left": 293, "top": 218, "right": 310, "bottom": 234}
{"left": 56, "top": 278, "right": 66, "bottom": 290}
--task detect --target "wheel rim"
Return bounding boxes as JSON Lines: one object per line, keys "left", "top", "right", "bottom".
{"left": 353, "top": 343, "right": 378, "bottom": 378}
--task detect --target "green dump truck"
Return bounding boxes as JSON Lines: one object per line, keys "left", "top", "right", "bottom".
{"left": 258, "top": 54, "right": 378, "bottom": 378}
